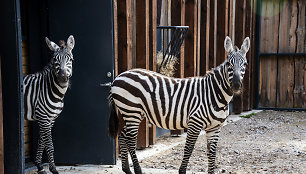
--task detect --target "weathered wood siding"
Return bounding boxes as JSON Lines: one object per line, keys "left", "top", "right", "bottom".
{"left": 259, "top": 0, "right": 305, "bottom": 109}
{"left": 113, "top": 0, "right": 257, "bottom": 147}
{"left": 22, "top": 41, "right": 32, "bottom": 158}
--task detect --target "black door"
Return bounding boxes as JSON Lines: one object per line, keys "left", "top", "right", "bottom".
{"left": 47, "top": 0, "right": 115, "bottom": 164}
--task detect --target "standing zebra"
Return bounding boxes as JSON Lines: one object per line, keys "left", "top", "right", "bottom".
{"left": 108, "top": 36, "right": 250, "bottom": 174}
{"left": 24, "top": 36, "right": 75, "bottom": 174}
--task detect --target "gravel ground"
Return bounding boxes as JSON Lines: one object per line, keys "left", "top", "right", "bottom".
{"left": 29, "top": 110, "right": 305, "bottom": 174}
{"left": 140, "top": 110, "right": 306, "bottom": 174}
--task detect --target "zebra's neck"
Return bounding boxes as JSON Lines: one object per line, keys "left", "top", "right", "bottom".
{"left": 202, "top": 62, "right": 233, "bottom": 105}
{"left": 41, "top": 64, "right": 69, "bottom": 99}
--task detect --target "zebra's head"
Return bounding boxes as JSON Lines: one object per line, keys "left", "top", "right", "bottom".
{"left": 224, "top": 36, "right": 250, "bottom": 94}
{"left": 45, "top": 35, "right": 75, "bottom": 86}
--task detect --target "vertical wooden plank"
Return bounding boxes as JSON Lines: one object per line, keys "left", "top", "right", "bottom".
{"left": 149, "top": 0, "right": 157, "bottom": 72}
{"left": 277, "top": 1, "right": 294, "bottom": 108}
{"left": 208, "top": 0, "right": 216, "bottom": 69}
{"left": 232, "top": 0, "right": 245, "bottom": 114}
{"left": 184, "top": 0, "right": 197, "bottom": 77}
{"left": 0, "top": 57, "right": 4, "bottom": 174}
{"left": 196, "top": 0, "right": 201, "bottom": 76}
{"left": 228, "top": 0, "right": 236, "bottom": 43}
{"left": 136, "top": 0, "right": 149, "bottom": 149}
{"left": 242, "top": 0, "right": 252, "bottom": 111}
{"left": 294, "top": 0, "right": 306, "bottom": 108}
{"left": 259, "top": 0, "right": 279, "bottom": 108}
{"left": 149, "top": 0, "right": 157, "bottom": 145}
{"left": 136, "top": 0, "right": 147, "bottom": 68}
{"left": 114, "top": 0, "right": 119, "bottom": 76}
{"left": 127, "top": 0, "right": 136, "bottom": 69}
{"left": 199, "top": 0, "right": 209, "bottom": 76}
{"left": 216, "top": 1, "right": 228, "bottom": 66}
{"left": 171, "top": 0, "right": 181, "bottom": 77}
{"left": 117, "top": 0, "right": 128, "bottom": 73}
{"left": 180, "top": 0, "right": 186, "bottom": 77}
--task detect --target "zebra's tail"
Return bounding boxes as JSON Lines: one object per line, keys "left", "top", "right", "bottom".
{"left": 108, "top": 96, "right": 119, "bottom": 139}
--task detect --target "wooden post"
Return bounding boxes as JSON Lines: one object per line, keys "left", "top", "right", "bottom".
{"left": 208, "top": 0, "right": 216, "bottom": 69}
{"left": 149, "top": 0, "right": 157, "bottom": 145}
{"left": 136, "top": 0, "right": 150, "bottom": 149}
{"left": 216, "top": 1, "right": 228, "bottom": 66}
{"left": 184, "top": 0, "right": 198, "bottom": 77}
{"left": 242, "top": 0, "right": 252, "bottom": 111}
{"left": 180, "top": 0, "right": 186, "bottom": 77}
{"left": 232, "top": 0, "right": 245, "bottom": 114}
{"left": 117, "top": 0, "right": 128, "bottom": 73}
{"left": 171, "top": 0, "right": 181, "bottom": 77}
{"left": 199, "top": 0, "right": 209, "bottom": 76}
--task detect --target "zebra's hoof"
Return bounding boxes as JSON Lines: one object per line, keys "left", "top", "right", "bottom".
{"left": 37, "top": 170, "right": 47, "bottom": 174}
{"left": 134, "top": 167, "right": 142, "bottom": 174}
{"left": 178, "top": 168, "right": 186, "bottom": 174}
{"left": 123, "top": 168, "right": 132, "bottom": 174}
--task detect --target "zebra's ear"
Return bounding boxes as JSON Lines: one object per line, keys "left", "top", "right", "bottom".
{"left": 224, "top": 36, "right": 234, "bottom": 53}
{"left": 67, "top": 35, "right": 75, "bottom": 50}
{"left": 241, "top": 37, "right": 250, "bottom": 55}
{"left": 45, "top": 37, "right": 60, "bottom": 52}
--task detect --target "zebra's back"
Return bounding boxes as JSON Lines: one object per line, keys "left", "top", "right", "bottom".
{"left": 111, "top": 68, "right": 200, "bottom": 130}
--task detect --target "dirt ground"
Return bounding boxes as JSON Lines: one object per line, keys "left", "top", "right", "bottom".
{"left": 33, "top": 110, "right": 305, "bottom": 174}
{"left": 140, "top": 110, "right": 306, "bottom": 174}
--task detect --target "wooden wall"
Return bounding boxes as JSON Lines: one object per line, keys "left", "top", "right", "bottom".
{"left": 259, "top": 0, "right": 306, "bottom": 109}
{"left": 113, "top": 0, "right": 257, "bottom": 148}
{"left": 22, "top": 41, "right": 33, "bottom": 158}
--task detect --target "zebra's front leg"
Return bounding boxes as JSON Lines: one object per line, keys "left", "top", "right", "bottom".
{"left": 206, "top": 128, "right": 221, "bottom": 174}
{"left": 119, "top": 128, "right": 132, "bottom": 174}
{"left": 35, "top": 134, "right": 46, "bottom": 174}
{"left": 179, "top": 119, "right": 203, "bottom": 174}
{"left": 125, "top": 121, "right": 142, "bottom": 174}
{"left": 39, "top": 122, "right": 59, "bottom": 174}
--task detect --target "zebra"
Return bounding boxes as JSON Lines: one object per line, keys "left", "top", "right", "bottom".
{"left": 23, "top": 35, "right": 75, "bottom": 174}
{"left": 108, "top": 36, "right": 250, "bottom": 174}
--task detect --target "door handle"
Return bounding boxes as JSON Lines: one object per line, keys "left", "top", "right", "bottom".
{"left": 100, "top": 82, "right": 112, "bottom": 87}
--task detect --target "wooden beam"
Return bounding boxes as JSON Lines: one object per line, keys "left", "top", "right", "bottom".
{"left": 136, "top": 0, "right": 150, "bottom": 149}
{"left": 171, "top": 0, "right": 181, "bottom": 77}
{"left": 242, "top": 0, "right": 252, "bottom": 111}
{"left": 149, "top": 0, "right": 157, "bottom": 72}
{"left": 184, "top": 0, "right": 197, "bottom": 77}
{"left": 180, "top": 0, "right": 186, "bottom": 77}
{"left": 216, "top": 1, "right": 228, "bottom": 66}
{"left": 117, "top": 0, "right": 128, "bottom": 73}
{"left": 232, "top": 0, "right": 245, "bottom": 114}
{"left": 208, "top": 0, "right": 216, "bottom": 69}
{"left": 149, "top": 0, "right": 157, "bottom": 145}
{"left": 199, "top": 0, "right": 209, "bottom": 75}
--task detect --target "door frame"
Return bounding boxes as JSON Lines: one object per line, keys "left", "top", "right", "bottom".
{"left": 0, "top": 0, "right": 25, "bottom": 173}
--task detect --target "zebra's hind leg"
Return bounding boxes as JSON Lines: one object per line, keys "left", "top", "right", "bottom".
{"left": 38, "top": 121, "right": 59, "bottom": 174}
{"left": 179, "top": 118, "right": 203, "bottom": 174}
{"left": 206, "top": 128, "right": 221, "bottom": 174}
{"left": 119, "top": 128, "right": 132, "bottom": 174}
{"left": 125, "top": 120, "right": 142, "bottom": 174}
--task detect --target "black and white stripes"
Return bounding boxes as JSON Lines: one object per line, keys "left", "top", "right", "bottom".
{"left": 108, "top": 36, "right": 250, "bottom": 174}
{"left": 23, "top": 35, "right": 75, "bottom": 174}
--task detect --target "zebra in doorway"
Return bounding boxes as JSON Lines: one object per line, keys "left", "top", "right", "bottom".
{"left": 108, "top": 36, "right": 250, "bottom": 174}
{"left": 23, "top": 35, "right": 75, "bottom": 174}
